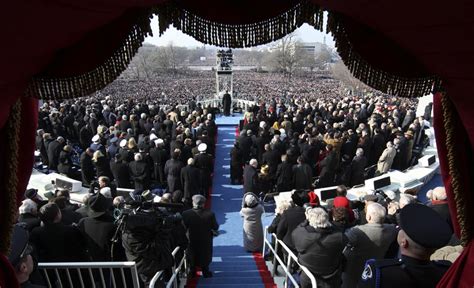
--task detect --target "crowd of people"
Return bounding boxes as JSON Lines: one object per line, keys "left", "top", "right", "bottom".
{"left": 234, "top": 92, "right": 428, "bottom": 195}
{"left": 99, "top": 71, "right": 345, "bottom": 105}
{"left": 8, "top": 68, "right": 453, "bottom": 288}
{"left": 227, "top": 91, "right": 459, "bottom": 287}
{"left": 20, "top": 95, "right": 223, "bottom": 286}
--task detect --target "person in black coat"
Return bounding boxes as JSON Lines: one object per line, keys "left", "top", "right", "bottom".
{"left": 318, "top": 145, "right": 338, "bottom": 188}
{"left": 222, "top": 91, "right": 232, "bottom": 116}
{"left": 182, "top": 195, "right": 219, "bottom": 278}
{"left": 54, "top": 196, "right": 83, "bottom": 225}
{"left": 110, "top": 154, "right": 132, "bottom": 188}
{"left": 57, "top": 145, "right": 74, "bottom": 178}
{"left": 292, "top": 208, "right": 347, "bottom": 288}
{"left": 129, "top": 153, "right": 150, "bottom": 190}
{"left": 47, "top": 136, "right": 65, "bottom": 170}
{"left": 292, "top": 156, "right": 313, "bottom": 190}
{"left": 80, "top": 148, "right": 96, "bottom": 187}
{"left": 164, "top": 150, "right": 185, "bottom": 193}
{"left": 262, "top": 144, "right": 280, "bottom": 178}
{"left": 194, "top": 143, "right": 214, "bottom": 195}
{"left": 371, "top": 128, "right": 386, "bottom": 165}
{"left": 36, "top": 129, "right": 49, "bottom": 166}
{"left": 78, "top": 193, "right": 116, "bottom": 261}
{"left": 276, "top": 154, "right": 294, "bottom": 192}
{"left": 349, "top": 148, "right": 368, "bottom": 187}
{"left": 30, "top": 203, "right": 88, "bottom": 262}
{"left": 243, "top": 159, "right": 259, "bottom": 194}
{"left": 79, "top": 124, "right": 93, "bottom": 150}
{"left": 276, "top": 191, "right": 308, "bottom": 252}
{"left": 18, "top": 199, "right": 41, "bottom": 232}
{"left": 149, "top": 139, "right": 169, "bottom": 185}
{"left": 92, "top": 150, "right": 113, "bottom": 180}
{"left": 230, "top": 142, "right": 244, "bottom": 185}
{"left": 239, "top": 130, "right": 254, "bottom": 163}
{"left": 181, "top": 158, "right": 202, "bottom": 207}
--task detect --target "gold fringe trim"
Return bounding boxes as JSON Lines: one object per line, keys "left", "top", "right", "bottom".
{"left": 0, "top": 99, "right": 22, "bottom": 254}
{"left": 155, "top": 0, "right": 323, "bottom": 48}
{"left": 326, "top": 12, "right": 442, "bottom": 98}
{"left": 25, "top": 10, "right": 154, "bottom": 100}
{"left": 441, "top": 93, "right": 471, "bottom": 245}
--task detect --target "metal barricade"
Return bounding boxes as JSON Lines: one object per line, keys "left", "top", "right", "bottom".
{"left": 149, "top": 247, "right": 187, "bottom": 288}
{"left": 38, "top": 261, "right": 140, "bottom": 288}
{"left": 263, "top": 227, "right": 317, "bottom": 288}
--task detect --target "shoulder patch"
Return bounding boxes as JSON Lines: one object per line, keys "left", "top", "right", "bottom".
{"left": 361, "top": 262, "right": 373, "bottom": 280}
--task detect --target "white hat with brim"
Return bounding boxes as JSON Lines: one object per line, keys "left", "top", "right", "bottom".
{"left": 92, "top": 135, "right": 100, "bottom": 143}
{"left": 120, "top": 139, "right": 127, "bottom": 148}
{"left": 198, "top": 143, "right": 207, "bottom": 152}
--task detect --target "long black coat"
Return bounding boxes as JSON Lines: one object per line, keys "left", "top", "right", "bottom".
{"left": 181, "top": 165, "right": 201, "bottom": 201}
{"left": 80, "top": 152, "right": 95, "bottom": 186}
{"left": 292, "top": 163, "right": 313, "bottom": 190}
{"left": 350, "top": 155, "right": 368, "bottom": 187}
{"left": 110, "top": 160, "right": 131, "bottom": 188}
{"left": 30, "top": 223, "right": 88, "bottom": 262}
{"left": 149, "top": 147, "right": 168, "bottom": 184}
{"left": 276, "top": 162, "right": 294, "bottom": 192}
{"left": 78, "top": 214, "right": 116, "bottom": 261}
{"left": 129, "top": 160, "right": 150, "bottom": 190}
{"left": 164, "top": 159, "right": 184, "bottom": 193}
{"left": 276, "top": 206, "right": 306, "bottom": 251}
{"left": 222, "top": 93, "right": 232, "bottom": 116}
{"left": 230, "top": 146, "right": 243, "bottom": 182}
{"left": 262, "top": 150, "right": 281, "bottom": 177}
{"left": 319, "top": 151, "right": 338, "bottom": 188}
{"left": 57, "top": 150, "right": 73, "bottom": 176}
{"left": 47, "top": 140, "right": 63, "bottom": 170}
{"left": 94, "top": 157, "right": 113, "bottom": 180}
{"left": 194, "top": 153, "right": 214, "bottom": 193}
{"left": 182, "top": 208, "right": 219, "bottom": 267}
{"left": 243, "top": 165, "right": 258, "bottom": 194}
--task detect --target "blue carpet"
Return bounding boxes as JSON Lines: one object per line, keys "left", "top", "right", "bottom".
{"left": 193, "top": 124, "right": 275, "bottom": 287}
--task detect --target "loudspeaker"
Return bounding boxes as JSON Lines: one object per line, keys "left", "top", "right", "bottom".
{"left": 55, "top": 176, "right": 82, "bottom": 192}
{"left": 418, "top": 155, "right": 436, "bottom": 167}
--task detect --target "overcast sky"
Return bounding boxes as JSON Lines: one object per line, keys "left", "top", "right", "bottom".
{"left": 145, "top": 16, "right": 335, "bottom": 48}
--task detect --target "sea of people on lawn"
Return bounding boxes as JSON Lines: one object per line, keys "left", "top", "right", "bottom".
{"left": 10, "top": 71, "right": 460, "bottom": 288}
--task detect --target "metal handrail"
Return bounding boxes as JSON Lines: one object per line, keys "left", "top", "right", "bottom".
{"left": 37, "top": 261, "right": 140, "bottom": 288}
{"left": 149, "top": 246, "right": 186, "bottom": 288}
{"left": 263, "top": 227, "right": 318, "bottom": 288}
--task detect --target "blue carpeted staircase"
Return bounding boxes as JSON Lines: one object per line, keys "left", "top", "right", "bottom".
{"left": 189, "top": 119, "right": 276, "bottom": 288}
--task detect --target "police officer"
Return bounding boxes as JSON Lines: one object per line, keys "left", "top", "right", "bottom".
{"left": 8, "top": 224, "right": 46, "bottom": 287}
{"left": 358, "top": 203, "right": 452, "bottom": 288}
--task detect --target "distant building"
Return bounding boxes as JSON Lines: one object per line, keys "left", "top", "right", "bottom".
{"left": 298, "top": 42, "right": 326, "bottom": 56}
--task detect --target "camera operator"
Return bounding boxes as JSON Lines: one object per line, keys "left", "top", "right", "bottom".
{"left": 119, "top": 195, "right": 176, "bottom": 286}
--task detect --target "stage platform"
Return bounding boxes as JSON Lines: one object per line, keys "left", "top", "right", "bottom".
{"left": 214, "top": 113, "right": 242, "bottom": 126}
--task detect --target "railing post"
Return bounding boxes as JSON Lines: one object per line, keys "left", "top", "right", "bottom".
{"left": 271, "top": 236, "right": 279, "bottom": 277}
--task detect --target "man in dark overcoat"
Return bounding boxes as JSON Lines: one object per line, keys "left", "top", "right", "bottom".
{"left": 193, "top": 143, "right": 214, "bottom": 195}
{"left": 222, "top": 91, "right": 231, "bottom": 116}
{"left": 181, "top": 158, "right": 202, "bottom": 207}
{"left": 182, "top": 195, "right": 219, "bottom": 278}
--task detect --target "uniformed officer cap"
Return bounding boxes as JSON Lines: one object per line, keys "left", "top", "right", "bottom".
{"left": 8, "top": 224, "right": 32, "bottom": 267}
{"left": 399, "top": 203, "right": 452, "bottom": 249}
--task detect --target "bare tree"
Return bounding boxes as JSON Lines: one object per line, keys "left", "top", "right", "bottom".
{"left": 269, "top": 33, "right": 305, "bottom": 81}
{"left": 331, "top": 60, "right": 369, "bottom": 93}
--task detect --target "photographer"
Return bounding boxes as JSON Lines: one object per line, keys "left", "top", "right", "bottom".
{"left": 89, "top": 176, "right": 117, "bottom": 198}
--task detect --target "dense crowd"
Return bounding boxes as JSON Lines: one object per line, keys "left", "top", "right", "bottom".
{"left": 100, "top": 71, "right": 346, "bottom": 104}
{"left": 9, "top": 70, "right": 457, "bottom": 288}
{"left": 230, "top": 92, "right": 459, "bottom": 287}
